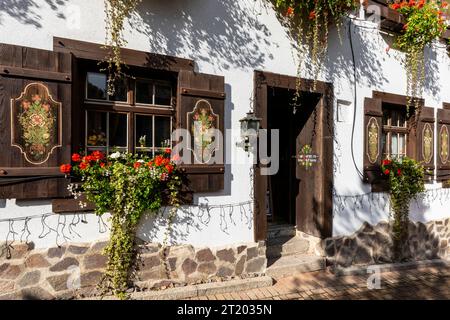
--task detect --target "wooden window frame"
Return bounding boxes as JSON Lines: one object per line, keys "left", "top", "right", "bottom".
{"left": 82, "top": 70, "right": 175, "bottom": 155}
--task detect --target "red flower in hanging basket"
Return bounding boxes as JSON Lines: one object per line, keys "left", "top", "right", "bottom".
{"left": 285, "top": 6, "right": 294, "bottom": 17}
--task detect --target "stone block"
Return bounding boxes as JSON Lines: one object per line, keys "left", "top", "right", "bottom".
{"left": 47, "top": 274, "right": 70, "bottom": 292}
{"left": 197, "top": 262, "right": 217, "bottom": 275}
{"left": 141, "top": 254, "right": 161, "bottom": 269}
{"left": 18, "top": 271, "right": 40, "bottom": 288}
{"left": 245, "top": 257, "right": 266, "bottom": 273}
{"left": 80, "top": 271, "right": 103, "bottom": 287}
{"left": 181, "top": 258, "right": 197, "bottom": 276}
{"left": 195, "top": 248, "right": 215, "bottom": 263}
{"left": 246, "top": 247, "right": 258, "bottom": 260}
{"left": 235, "top": 255, "right": 246, "bottom": 275}
{"left": 47, "top": 246, "right": 66, "bottom": 259}
{"left": 216, "top": 266, "right": 233, "bottom": 278}
{"left": 67, "top": 245, "right": 89, "bottom": 255}
{"left": 20, "top": 286, "right": 54, "bottom": 300}
{"left": 1, "top": 264, "right": 22, "bottom": 280}
{"left": 83, "top": 254, "right": 108, "bottom": 270}
{"left": 25, "top": 254, "right": 50, "bottom": 268}
{"left": 49, "top": 257, "right": 79, "bottom": 272}
{"left": 216, "top": 248, "right": 236, "bottom": 263}
{"left": 89, "top": 241, "right": 109, "bottom": 254}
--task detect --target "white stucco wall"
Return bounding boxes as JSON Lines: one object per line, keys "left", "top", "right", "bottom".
{"left": 1, "top": 0, "right": 450, "bottom": 248}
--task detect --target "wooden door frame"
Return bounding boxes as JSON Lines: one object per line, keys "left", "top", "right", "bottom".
{"left": 253, "top": 70, "right": 334, "bottom": 241}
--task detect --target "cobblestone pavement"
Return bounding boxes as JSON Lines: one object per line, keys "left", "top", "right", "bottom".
{"left": 191, "top": 266, "right": 450, "bottom": 300}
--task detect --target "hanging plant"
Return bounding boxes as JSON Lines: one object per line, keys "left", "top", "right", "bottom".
{"left": 272, "top": 0, "right": 356, "bottom": 91}
{"left": 103, "top": 0, "right": 141, "bottom": 96}
{"left": 389, "top": 0, "right": 447, "bottom": 113}
{"left": 60, "top": 149, "right": 182, "bottom": 299}
{"left": 381, "top": 157, "right": 425, "bottom": 261}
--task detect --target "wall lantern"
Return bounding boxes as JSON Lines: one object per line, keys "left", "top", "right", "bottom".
{"left": 237, "top": 112, "right": 261, "bottom": 153}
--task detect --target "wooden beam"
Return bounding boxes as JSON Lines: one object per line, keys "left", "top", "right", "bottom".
{"left": 53, "top": 37, "right": 195, "bottom": 72}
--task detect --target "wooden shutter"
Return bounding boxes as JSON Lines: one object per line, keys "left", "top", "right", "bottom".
{"left": 0, "top": 43, "right": 72, "bottom": 199}
{"left": 176, "top": 70, "right": 225, "bottom": 192}
{"left": 437, "top": 107, "right": 450, "bottom": 181}
{"left": 363, "top": 97, "right": 383, "bottom": 183}
{"left": 412, "top": 107, "right": 435, "bottom": 180}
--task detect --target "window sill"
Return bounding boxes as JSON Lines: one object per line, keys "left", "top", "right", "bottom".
{"left": 52, "top": 189, "right": 194, "bottom": 214}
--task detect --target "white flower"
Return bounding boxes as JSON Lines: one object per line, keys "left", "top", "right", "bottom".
{"left": 110, "top": 151, "right": 121, "bottom": 159}
{"left": 137, "top": 159, "right": 145, "bottom": 163}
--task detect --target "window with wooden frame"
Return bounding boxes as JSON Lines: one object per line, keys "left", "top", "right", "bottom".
{"left": 82, "top": 68, "right": 175, "bottom": 157}
{"left": 363, "top": 92, "right": 435, "bottom": 186}
{"left": 382, "top": 103, "right": 408, "bottom": 160}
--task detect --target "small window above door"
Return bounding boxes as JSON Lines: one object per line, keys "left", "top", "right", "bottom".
{"left": 86, "top": 72, "right": 128, "bottom": 102}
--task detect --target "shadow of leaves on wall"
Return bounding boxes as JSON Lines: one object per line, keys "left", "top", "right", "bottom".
{"left": 131, "top": 0, "right": 274, "bottom": 71}
{"left": 0, "top": 0, "right": 68, "bottom": 28}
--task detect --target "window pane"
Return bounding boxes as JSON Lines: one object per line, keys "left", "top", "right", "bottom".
{"left": 382, "top": 132, "right": 388, "bottom": 156}
{"left": 109, "top": 113, "right": 127, "bottom": 148}
{"left": 87, "top": 73, "right": 107, "bottom": 100}
{"left": 87, "top": 111, "right": 107, "bottom": 146}
{"left": 399, "top": 134, "right": 406, "bottom": 156}
{"left": 136, "top": 80, "right": 153, "bottom": 104}
{"left": 135, "top": 115, "right": 153, "bottom": 148}
{"left": 391, "top": 110, "right": 398, "bottom": 127}
{"left": 391, "top": 134, "right": 398, "bottom": 157}
{"left": 109, "top": 78, "right": 128, "bottom": 102}
{"left": 155, "top": 116, "right": 171, "bottom": 148}
{"left": 155, "top": 84, "right": 172, "bottom": 106}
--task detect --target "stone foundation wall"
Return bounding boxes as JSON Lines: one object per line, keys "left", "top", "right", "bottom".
{"left": 0, "top": 240, "right": 267, "bottom": 299}
{"left": 323, "top": 218, "right": 450, "bottom": 268}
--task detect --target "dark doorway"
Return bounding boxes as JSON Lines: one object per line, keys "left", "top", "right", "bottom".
{"left": 253, "top": 71, "right": 334, "bottom": 241}
{"left": 267, "top": 87, "right": 321, "bottom": 226}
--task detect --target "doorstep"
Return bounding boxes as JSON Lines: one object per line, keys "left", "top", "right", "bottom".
{"left": 83, "top": 276, "right": 274, "bottom": 300}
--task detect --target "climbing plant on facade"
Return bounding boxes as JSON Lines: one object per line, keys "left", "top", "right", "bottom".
{"left": 272, "top": 0, "right": 356, "bottom": 91}
{"left": 389, "top": 0, "right": 447, "bottom": 113}
{"left": 381, "top": 157, "right": 425, "bottom": 261}
{"left": 60, "top": 150, "right": 182, "bottom": 299}
{"left": 103, "top": 0, "right": 141, "bottom": 96}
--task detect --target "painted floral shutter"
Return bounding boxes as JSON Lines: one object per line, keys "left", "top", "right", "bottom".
{"left": 363, "top": 97, "right": 383, "bottom": 183}
{"left": 437, "top": 107, "right": 450, "bottom": 181}
{"left": 413, "top": 107, "right": 435, "bottom": 180}
{"left": 176, "top": 70, "right": 225, "bottom": 192}
{"left": 0, "top": 43, "right": 72, "bottom": 199}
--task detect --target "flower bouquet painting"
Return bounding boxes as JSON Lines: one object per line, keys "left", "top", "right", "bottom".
{"left": 11, "top": 83, "right": 61, "bottom": 164}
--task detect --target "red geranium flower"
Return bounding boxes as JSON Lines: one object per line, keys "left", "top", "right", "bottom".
{"left": 382, "top": 159, "right": 392, "bottom": 166}
{"left": 165, "top": 148, "right": 172, "bottom": 154}
{"left": 165, "top": 164, "right": 174, "bottom": 174}
{"left": 91, "top": 150, "right": 105, "bottom": 161}
{"left": 397, "top": 169, "right": 402, "bottom": 176}
{"left": 79, "top": 162, "right": 89, "bottom": 170}
{"left": 384, "top": 169, "right": 390, "bottom": 175}
{"left": 59, "top": 164, "right": 72, "bottom": 174}
{"left": 71, "top": 153, "right": 82, "bottom": 162}
{"left": 100, "top": 162, "right": 106, "bottom": 168}
{"left": 309, "top": 11, "right": 316, "bottom": 20}
{"left": 134, "top": 162, "right": 142, "bottom": 169}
